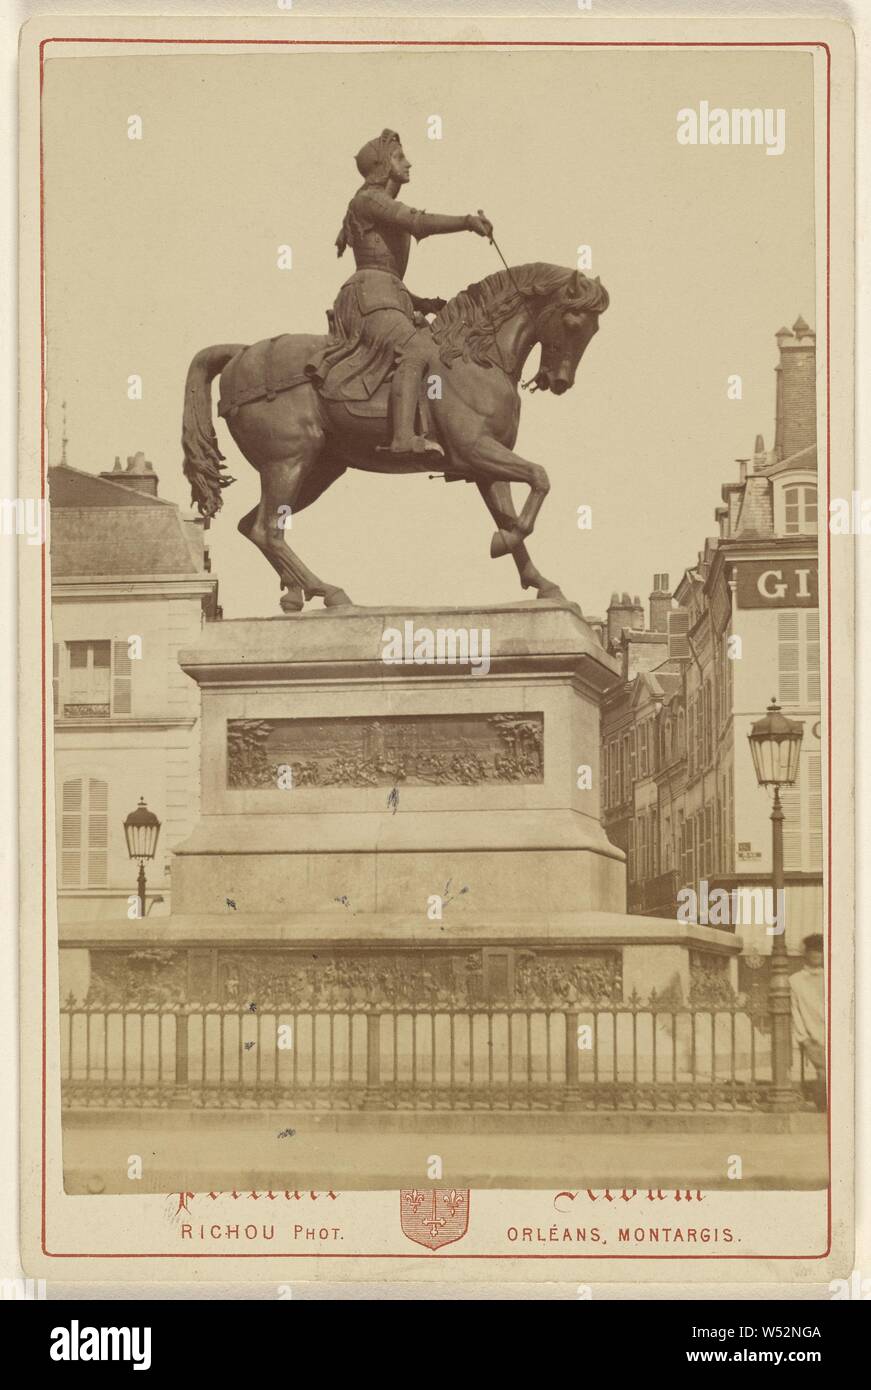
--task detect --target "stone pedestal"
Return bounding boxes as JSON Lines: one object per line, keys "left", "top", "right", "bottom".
{"left": 172, "top": 601, "right": 627, "bottom": 920}
{"left": 58, "top": 602, "right": 744, "bottom": 1151}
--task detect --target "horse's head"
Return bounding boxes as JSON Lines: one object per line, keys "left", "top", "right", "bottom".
{"left": 528, "top": 269, "right": 609, "bottom": 395}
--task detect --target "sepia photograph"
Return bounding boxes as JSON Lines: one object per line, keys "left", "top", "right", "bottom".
{"left": 13, "top": 8, "right": 856, "bottom": 1298}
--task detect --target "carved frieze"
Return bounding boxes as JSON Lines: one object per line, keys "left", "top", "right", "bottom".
{"left": 226, "top": 712, "right": 544, "bottom": 789}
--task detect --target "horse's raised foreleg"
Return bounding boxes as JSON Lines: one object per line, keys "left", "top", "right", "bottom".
{"left": 464, "top": 435, "right": 550, "bottom": 557}
{"left": 242, "top": 458, "right": 352, "bottom": 612}
{"left": 475, "top": 480, "right": 566, "bottom": 601}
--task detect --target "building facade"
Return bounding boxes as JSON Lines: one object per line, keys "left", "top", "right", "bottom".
{"left": 601, "top": 318, "right": 822, "bottom": 971}
{"left": 50, "top": 452, "right": 220, "bottom": 921}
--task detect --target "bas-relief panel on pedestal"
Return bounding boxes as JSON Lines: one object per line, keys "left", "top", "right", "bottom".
{"left": 226, "top": 712, "right": 544, "bottom": 789}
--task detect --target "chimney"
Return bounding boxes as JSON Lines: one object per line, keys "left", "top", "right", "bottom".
{"left": 100, "top": 450, "right": 159, "bottom": 497}
{"left": 648, "top": 573, "right": 672, "bottom": 633}
{"left": 607, "top": 591, "right": 645, "bottom": 648}
{"left": 773, "top": 317, "right": 816, "bottom": 462}
{"left": 607, "top": 592, "right": 629, "bottom": 647}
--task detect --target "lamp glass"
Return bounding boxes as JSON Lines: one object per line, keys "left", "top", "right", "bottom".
{"left": 123, "top": 799, "right": 161, "bottom": 861}
{"left": 748, "top": 704, "right": 804, "bottom": 787}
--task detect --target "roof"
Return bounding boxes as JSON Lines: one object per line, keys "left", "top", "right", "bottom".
{"left": 763, "top": 442, "right": 818, "bottom": 479}
{"left": 49, "top": 463, "right": 174, "bottom": 509}
{"left": 49, "top": 464, "right": 208, "bottom": 578}
{"left": 733, "top": 475, "right": 774, "bottom": 537}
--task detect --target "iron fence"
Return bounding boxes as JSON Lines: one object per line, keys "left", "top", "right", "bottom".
{"left": 59, "top": 991, "right": 803, "bottom": 1112}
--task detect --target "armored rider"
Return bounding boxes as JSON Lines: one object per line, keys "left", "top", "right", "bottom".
{"left": 318, "top": 129, "right": 493, "bottom": 462}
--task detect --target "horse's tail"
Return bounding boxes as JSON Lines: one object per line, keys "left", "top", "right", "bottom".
{"left": 181, "top": 344, "right": 244, "bottom": 518}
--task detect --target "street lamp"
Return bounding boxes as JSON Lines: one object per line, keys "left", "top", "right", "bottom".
{"left": 747, "top": 698, "right": 804, "bottom": 1110}
{"left": 123, "top": 797, "right": 161, "bottom": 920}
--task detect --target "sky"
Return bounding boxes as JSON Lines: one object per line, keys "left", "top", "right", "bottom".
{"left": 42, "top": 45, "right": 816, "bottom": 620}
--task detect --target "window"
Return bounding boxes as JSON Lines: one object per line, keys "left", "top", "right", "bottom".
{"left": 55, "top": 640, "right": 133, "bottom": 718}
{"left": 639, "top": 722, "right": 649, "bottom": 778}
{"left": 777, "top": 611, "right": 821, "bottom": 706}
{"left": 60, "top": 776, "right": 108, "bottom": 887}
{"left": 695, "top": 694, "right": 704, "bottom": 771}
{"left": 720, "top": 632, "right": 734, "bottom": 722}
{"left": 783, "top": 484, "right": 818, "bottom": 536}
{"left": 703, "top": 804, "right": 713, "bottom": 879}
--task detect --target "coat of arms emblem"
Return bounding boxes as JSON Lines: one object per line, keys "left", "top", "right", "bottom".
{"left": 400, "top": 1188, "right": 470, "bottom": 1250}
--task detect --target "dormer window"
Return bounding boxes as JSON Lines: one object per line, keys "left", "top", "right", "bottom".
{"left": 783, "top": 484, "right": 817, "bottom": 536}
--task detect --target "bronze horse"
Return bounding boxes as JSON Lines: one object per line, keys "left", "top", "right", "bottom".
{"left": 181, "top": 263, "right": 609, "bottom": 611}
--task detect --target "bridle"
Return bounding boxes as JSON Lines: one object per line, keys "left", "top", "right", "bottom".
{"left": 483, "top": 232, "right": 590, "bottom": 390}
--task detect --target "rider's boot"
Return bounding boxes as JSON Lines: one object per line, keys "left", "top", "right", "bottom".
{"left": 379, "top": 357, "right": 444, "bottom": 462}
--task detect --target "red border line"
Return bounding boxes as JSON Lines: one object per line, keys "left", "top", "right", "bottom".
{"left": 38, "top": 34, "right": 833, "bottom": 1262}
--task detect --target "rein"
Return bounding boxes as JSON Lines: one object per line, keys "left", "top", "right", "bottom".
{"left": 479, "top": 225, "right": 537, "bottom": 385}
{"left": 479, "top": 228, "right": 558, "bottom": 391}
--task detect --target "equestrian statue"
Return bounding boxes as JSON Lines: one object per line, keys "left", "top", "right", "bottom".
{"left": 181, "top": 128, "right": 609, "bottom": 611}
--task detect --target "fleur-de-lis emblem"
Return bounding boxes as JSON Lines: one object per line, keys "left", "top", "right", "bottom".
{"left": 442, "top": 1189, "right": 465, "bottom": 1218}
{"left": 400, "top": 1187, "right": 471, "bottom": 1251}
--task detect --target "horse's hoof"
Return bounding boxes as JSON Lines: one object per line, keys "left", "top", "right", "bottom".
{"left": 536, "top": 583, "right": 567, "bottom": 603}
{"left": 280, "top": 587, "right": 305, "bottom": 613}
{"left": 322, "top": 587, "right": 353, "bottom": 609}
{"left": 490, "top": 528, "right": 518, "bottom": 559}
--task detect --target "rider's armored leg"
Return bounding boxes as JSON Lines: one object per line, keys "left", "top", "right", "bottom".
{"left": 387, "top": 331, "right": 444, "bottom": 459}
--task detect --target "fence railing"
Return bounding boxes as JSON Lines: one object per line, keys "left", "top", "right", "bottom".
{"left": 59, "top": 992, "right": 807, "bottom": 1112}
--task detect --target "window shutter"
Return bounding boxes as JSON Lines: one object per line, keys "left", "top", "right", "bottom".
{"left": 87, "top": 778, "right": 108, "bottom": 886}
{"left": 777, "top": 612, "right": 801, "bottom": 703}
{"left": 61, "top": 778, "right": 82, "bottom": 887}
{"left": 781, "top": 756, "right": 802, "bottom": 868}
{"left": 52, "top": 642, "right": 59, "bottom": 714}
{"left": 112, "top": 641, "right": 132, "bottom": 714}
{"left": 67, "top": 641, "right": 89, "bottom": 705}
{"left": 668, "top": 610, "right": 690, "bottom": 660}
{"left": 808, "top": 753, "right": 822, "bottom": 867}
{"left": 805, "top": 611, "right": 820, "bottom": 703}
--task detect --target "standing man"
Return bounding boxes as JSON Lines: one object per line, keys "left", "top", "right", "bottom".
{"left": 789, "top": 933, "right": 826, "bottom": 1110}
{"left": 307, "top": 129, "right": 492, "bottom": 461}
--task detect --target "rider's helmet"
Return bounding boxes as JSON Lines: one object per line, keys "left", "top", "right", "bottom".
{"left": 354, "top": 129, "right": 402, "bottom": 186}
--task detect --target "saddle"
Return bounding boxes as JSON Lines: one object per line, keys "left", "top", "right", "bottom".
{"left": 217, "top": 329, "right": 432, "bottom": 425}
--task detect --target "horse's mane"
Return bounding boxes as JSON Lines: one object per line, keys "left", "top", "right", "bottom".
{"left": 431, "top": 262, "right": 609, "bottom": 369}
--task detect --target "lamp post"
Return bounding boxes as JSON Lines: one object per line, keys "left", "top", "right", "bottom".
{"left": 747, "top": 699, "right": 804, "bottom": 1110}
{"left": 123, "top": 797, "right": 161, "bottom": 920}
